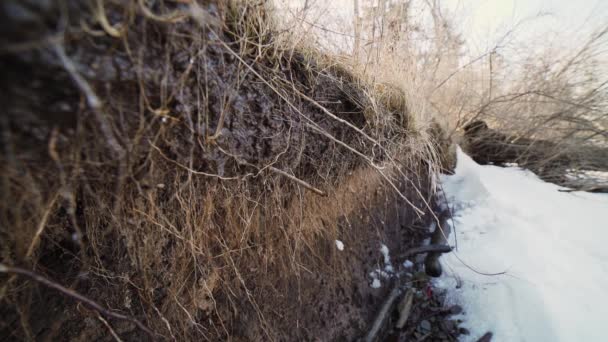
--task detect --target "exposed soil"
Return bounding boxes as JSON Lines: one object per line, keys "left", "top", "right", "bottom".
{"left": 0, "top": 1, "right": 458, "bottom": 341}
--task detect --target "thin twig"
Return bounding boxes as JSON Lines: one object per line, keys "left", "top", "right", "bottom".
{"left": 269, "top": 166, "right": 327, "bottom": 196}
{"left": 25, "top": 193, "right": 59, "bottom": 259}
{"left": 0, "top": 263, "right": 156, "bottom": 338}
{"left": 149, "top": 142, "right": 243, "bottom": 180}
{"left": 97, "top": 315, "right": 124, "bottom": 342}
{"left": 94, "top": 0, "right": 123, "bottom": 37}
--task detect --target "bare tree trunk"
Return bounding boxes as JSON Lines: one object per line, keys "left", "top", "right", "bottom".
{"left": 426, "top": 0, "right": 458, "bottom": 79}
{"left": 488, "top": 51, "right": 494, "bottom": 101}
{"left": 376, "top": 0, "right": 387, "bottom": 61}
{"left": 353, "top": 0, "right": 361, "bottom": 61}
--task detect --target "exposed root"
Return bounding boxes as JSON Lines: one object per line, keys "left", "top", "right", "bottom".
{"left": 139, "top": 0, "right": 187, "bottom": 23}
{"left": 94, "top": 0, "right": 124, "bottom": 38}
{"left": 0, "top": 264, "right": 156, "bottom": 339}
{"left": 269, "top": 166, "right": 327, "bottom": 196}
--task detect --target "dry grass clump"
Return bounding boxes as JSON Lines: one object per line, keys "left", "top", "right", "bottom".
{"left": 0, "top": 0, "right": 442, "bottom": 340}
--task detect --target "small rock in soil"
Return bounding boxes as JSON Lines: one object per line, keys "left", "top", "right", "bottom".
{"left": 449, "top": 305, "right": 463, "bottom": 315}
{"left": 419, "top": 320, "right": 432, "bottom": 333}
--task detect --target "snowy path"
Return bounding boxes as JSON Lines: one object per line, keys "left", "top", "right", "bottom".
{"left": 435, "top": 148, "right": 608, "bottom": 342}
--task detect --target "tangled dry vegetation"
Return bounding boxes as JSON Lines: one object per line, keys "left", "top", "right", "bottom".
{"left": 286, "top": 0, "right": 608, "bottom": 187}
{"left": 0, "top": 0, "right": 449, "bottom": 340}
{"left": 455, "top": 25, "right": 608, "bottom": 186}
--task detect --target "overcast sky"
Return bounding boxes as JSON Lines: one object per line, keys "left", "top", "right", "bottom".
{"left": 443, "top": 0, "right": 608, "bottom": 54}
{"left": 275, "top": 0, "right": 608, "bottom": 58}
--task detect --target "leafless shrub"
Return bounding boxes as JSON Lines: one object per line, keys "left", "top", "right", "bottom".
{"left": 287, "top": 0, "right": 607, "bottom": 183}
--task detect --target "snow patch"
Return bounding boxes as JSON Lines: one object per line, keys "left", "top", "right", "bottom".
{"left": 380, "top": 244, "right": 394, "bottom": 274}
{"left": 380, "top": 244, "right": 390, "bottom": 263}
{"left": 428, "top": 221, "right": 437, "bottom": 233}
{"left": 369, "top": 243, "right": 397, "bottom": 287}
{"left": 436, "top": 147, "right": 608, "bottom": 342}
{"left": 335, "top": 240, "right": 344, "bottom": 251}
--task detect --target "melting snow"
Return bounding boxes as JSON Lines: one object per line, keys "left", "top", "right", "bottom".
{"left": 380, "top": 244, "right": 395, "bottom": 274}
{"left": 429, "top": 221, "right": 437, "bottom": 233}
{"left": 435, "top": 147, "right": 608, "bottom": 341}
{"left": 369, "top": 243, "right": 396, "bottom": 288}
{"left": 335, "top": 240, "right": 344, "bottom": 251}
{"left": 380, "top": 244, "right": 390, "bottom": 263}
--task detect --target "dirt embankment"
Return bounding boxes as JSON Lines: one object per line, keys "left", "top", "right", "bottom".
{"left": 0, "top": 1, "right": 455, "bottom": 340}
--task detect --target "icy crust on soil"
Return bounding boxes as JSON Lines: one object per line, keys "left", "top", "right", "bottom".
{"left": 435, "top": 148, "right": 608, "bottom": 342}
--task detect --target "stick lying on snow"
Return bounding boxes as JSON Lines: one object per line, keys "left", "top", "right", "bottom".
{"left": 0, "top": 263, "right": 156, "bottom": 339}
{"left": 476, "top": 332, "right": 493, "bottom": 342}
{"left": 398, "top": 244, "right": 453, "bottom": 259}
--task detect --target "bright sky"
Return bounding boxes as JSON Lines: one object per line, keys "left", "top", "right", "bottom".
{"left": 444, "top": 0, "right": 608, "bottom": 54}
{"left": 275, "top": 0, "right": 608, "bottom": 59}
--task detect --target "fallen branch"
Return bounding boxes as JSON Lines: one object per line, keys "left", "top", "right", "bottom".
{"left": 365, "top": 285, "right": 403, "bottom": 342}
{"left": 399, "top": 244, "right": 453, "bottom": 259}
{"left": 0, "top": 263, "right": 156, "bottom": 339}
{"left": 559, "top": 186, "right": 608, "bottom": 193}
{"left": 476, "top": 332, "right": 493, "bottom": 342}
{"left": 395, "top": 288, "right": 414, "bottom": 329}
{"left": 26, "top": 193, "right": 59, "bottom": 260}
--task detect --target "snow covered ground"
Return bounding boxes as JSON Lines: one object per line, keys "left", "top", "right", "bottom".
{"left": 435, "top": 148, "right": 608, "bottom": 342}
